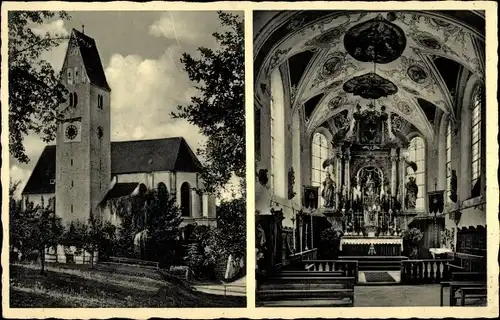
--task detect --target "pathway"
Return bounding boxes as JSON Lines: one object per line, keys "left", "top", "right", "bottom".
{"left": 193, "top": 276, "right": 246, "bottom": 297}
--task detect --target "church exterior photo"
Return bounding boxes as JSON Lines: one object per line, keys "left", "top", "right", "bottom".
{"left": 20, "top": 29, "right": 216, "bottom": 263}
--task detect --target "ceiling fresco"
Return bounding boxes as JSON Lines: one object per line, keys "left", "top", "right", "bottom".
{"left": 254, "top": 10, "right": 485, "bottom": 139}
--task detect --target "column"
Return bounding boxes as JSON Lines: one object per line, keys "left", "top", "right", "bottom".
{"left": 335, "top": 148, "right": 343, "bottom": 188}
{"left": 191, "top": 189, "right": 200, "bottom": 218}
{"left": 390, "top": 148, "right": 398, "bottom": 196}
{"left": 310, "top": 215, "right": 314, "bottom": 249}
{"left": 202, "top": 194, "right": 209, "bottom": 217}
{"left": 299, "top": 216, "right": 303, "bottom": 252}
{"left": 344, "top": 147, "right": 351, "bottom": 198}
{"left": 399, "top": 148, "right": 407, "bottom": 209}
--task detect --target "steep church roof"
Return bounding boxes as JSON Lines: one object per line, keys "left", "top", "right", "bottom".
{"left": 71, "top": 29, "right": 111, "bottom": 91}
{"left": 22, "top": 137, "right": 203, "bottom": 195}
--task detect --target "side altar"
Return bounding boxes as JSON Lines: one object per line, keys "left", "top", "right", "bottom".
{"left": 307, "top": 103, "right": 419, "bottom": 257}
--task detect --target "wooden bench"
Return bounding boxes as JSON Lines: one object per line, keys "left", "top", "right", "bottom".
{"left": 440, "top": 271, "right": 486, "bottom": 306}
{"left": 459, "top": 286, "right": 487, "bottom": 306}
{"left": 257, "top": 273, "right": 355, "bottom": 307}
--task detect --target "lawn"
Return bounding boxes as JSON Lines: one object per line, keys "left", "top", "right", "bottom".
{"left": 9, "top": 263, "right": 246, "bottom": 308}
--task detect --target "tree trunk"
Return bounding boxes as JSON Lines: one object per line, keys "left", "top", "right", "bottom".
{"left": 40, "top": 247, "right": 46, "bottom": 275}
{"left": 90, "top": 249, "right": 94, "bottom": 269}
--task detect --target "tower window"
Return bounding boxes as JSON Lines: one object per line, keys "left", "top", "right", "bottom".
{"left": 71, "top": 159, "right": 73, "bottom": 166}
{"left": 73, "top": 93, "right": 78, "bottom": 107}
{"left": 74, "top": 67, "right": 79, "bottom": 84}
{"left": 67, "top": 69, "right": 73, "bottom": 85}
{"left": 69, "top": 93, "right": 73, "bottom": 107}
{"left": 71, "top": 205, "right": 74, "bottom": 213}
{"left": 97, "top": 126, "right": 104, "bottom": 139}
{"left": 98, "top": 95, "right": 103, "bottom": 109}
{"left": 71, "top": 180, "right": 74, "bottom": 188}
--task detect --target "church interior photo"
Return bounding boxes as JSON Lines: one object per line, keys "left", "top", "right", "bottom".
{"left": 254, "top": 10, "right": 488, "bottom": 307}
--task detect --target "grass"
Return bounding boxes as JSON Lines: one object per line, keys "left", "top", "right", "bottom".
{"left": 9, "top": 263, "right": 246, "bottom": 308}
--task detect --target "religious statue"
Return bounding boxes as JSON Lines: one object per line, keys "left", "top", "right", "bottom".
{"left": 321, "top": 173, "right": 336, "bottom": 208}
{"left": 365, "top": 173, "right": 375, "bottom": 197}
{"left": 405, "top": 176, "right": 419, "bottom": 209}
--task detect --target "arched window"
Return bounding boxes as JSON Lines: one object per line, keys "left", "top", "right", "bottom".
{"left": 311, "top": 132, "right": 329, "bottom": 207}
{"left": 446, "top": 122, "right": 452, "bottom": 204}
{"left": 471, "top": 85, "right": 482, "bottom": 188}
{"left": 157, "top": 182, "right": 168, "bottom": 197}
{"left": 180, "top": 182, "right": 191, "bottom": 217}
{"left": 270, "top": 68, "right": 286, "bottom": 199}
{"left": 73, "top": 93, "right": 78, "bottom": 107}
{"left": 407, "top": 136, "right": 426, "bottom": 209}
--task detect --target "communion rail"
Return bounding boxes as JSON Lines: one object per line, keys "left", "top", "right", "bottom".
{"left": 302, "top": 260, "right": 359, "bottom": 283}
{"left": 401, "top": 259, "right": 453, "bottom": 284}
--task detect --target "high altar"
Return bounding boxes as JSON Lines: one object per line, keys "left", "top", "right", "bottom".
{"left": 311, "top": 103, "right": 419, "bottom": 256}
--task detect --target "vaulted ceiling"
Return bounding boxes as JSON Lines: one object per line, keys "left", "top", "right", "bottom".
{"left": 254, "top": 11, "right": 485, "bottom": 140}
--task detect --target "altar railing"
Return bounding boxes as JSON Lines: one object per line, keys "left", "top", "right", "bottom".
{"left": 401, "top": 259, "right": 453, "bottom": 284}
{"left": 302, "top": 259, "right": 359, "bottom": 283}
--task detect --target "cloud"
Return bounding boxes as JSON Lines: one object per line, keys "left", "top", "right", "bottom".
{"left": 31, "top": 19, "right": 71, "bottom": 73}
{"left": 105, "top": 51, "right": 207, "bottom": 153}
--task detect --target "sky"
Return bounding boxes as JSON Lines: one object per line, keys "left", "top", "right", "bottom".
{"left": 10, "top": 10, "right": 243, "bottom": 198}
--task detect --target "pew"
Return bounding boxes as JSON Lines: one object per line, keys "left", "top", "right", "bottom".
{"left": 257, "top": 276, "right": 356, "bottom": 307}
{"left": 459, "top": 286, "right": 487, "bottom": 306}
{"left": 440, "top": 271, "right": 486, "bottom": 306}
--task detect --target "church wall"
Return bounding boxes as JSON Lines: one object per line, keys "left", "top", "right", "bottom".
{"left": 254, "top": 66, "right": 298, "bottom": 230}
{"left": 438, "top": 74, "right": 486, "bottom": 251}
{"left": 115, "top": 171, "right": 206, "bottom": 219}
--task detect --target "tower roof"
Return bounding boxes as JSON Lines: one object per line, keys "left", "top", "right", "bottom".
{"left": 71, "top": 28, "right": 111, "bottom": 91}
{"left": 22, "top": 137, "right": 203, "bottom": 195}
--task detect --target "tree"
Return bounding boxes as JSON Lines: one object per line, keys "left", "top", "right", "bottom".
{"left": 8, "top": 11, "right": 71, "bottom": 163}
{"left": 172, "top": 11, "right": 245, "bottom": 195}
{"left": 146, "top": 188, "right": 182, "bottom": 268}
{"left": 210, "top": 198, "right": 246, "bottom": 261}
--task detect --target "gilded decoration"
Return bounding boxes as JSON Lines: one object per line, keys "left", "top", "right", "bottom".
{"left": 332, "top": 110, "right": 350, "bottom": 129}
{"left": 344, "top": 15, "right": 407, "bottom": 64}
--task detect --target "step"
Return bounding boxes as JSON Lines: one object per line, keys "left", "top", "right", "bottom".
{"left": 260, "top": 283, "right": 351, "bottom": 290}
{"left": 339, "top": 256, "right": 406, "bottom": 261}
{"left": 258, "top": 288, "right": 354, "bottom": 300}
{"left": 258, "top": 298, "right": 353, "bottom": 307}
{"left": 266, "top": 276, "right": 355, "bottom": 284}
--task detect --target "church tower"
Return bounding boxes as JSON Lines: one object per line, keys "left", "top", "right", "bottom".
{"left": 55, "top": 28, "right": 111, "bottom": 224}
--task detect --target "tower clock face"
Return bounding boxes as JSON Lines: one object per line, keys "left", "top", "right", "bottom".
{"left": 65, "top": 125, "right": 79, "bottom": 140}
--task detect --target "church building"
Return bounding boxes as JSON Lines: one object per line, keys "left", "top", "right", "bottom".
{"left": 21, "top": 29, "right": 217, "bottom": 241}
{"left": 254, "top": 10, "right": 487, "bottom": 304}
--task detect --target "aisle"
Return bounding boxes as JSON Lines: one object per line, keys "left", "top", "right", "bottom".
{"left": 355, "top": 285, "right": 448, "bottom": 306}
{"left": 193, "top": 276, "right": 246, "bottom": 297}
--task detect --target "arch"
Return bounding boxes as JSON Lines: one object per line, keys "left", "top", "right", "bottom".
{"left": 407, "top": 136, "right": 426, "bottom": 210}
{"left": 180, "top": 182, "right": 191, "bottom": 217}
{"left": 157, "top": 182, "right": 168, "bottom": 197}
{"left": 270, "top": 67, "right": 286, "bottom": 199}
